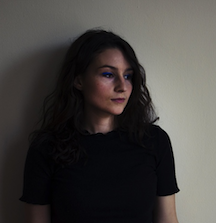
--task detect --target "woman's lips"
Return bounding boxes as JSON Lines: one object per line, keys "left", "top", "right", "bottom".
{"left": 111, "top": 98, "right": 125, "bottom": 103}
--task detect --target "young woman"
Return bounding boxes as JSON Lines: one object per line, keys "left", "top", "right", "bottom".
{"left": 20, "top": 29, "right": 179, "bottom": 223}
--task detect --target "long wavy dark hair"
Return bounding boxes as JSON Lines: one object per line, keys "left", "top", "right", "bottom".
{"left": 31, "top": 29, "right": 158, "bottom": 165}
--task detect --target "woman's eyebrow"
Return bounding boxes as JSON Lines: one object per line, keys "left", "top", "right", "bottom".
{"left": 97, "top": 65, "right": 133, "bottom": 71}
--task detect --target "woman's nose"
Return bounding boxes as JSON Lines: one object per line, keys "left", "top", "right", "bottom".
{"left": 114, "top": 76, "right": 127, "bottom": 92}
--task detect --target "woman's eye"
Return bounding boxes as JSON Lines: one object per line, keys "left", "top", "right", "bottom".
{"left": 124, "top": 74, "right": 133, "bottom": 80}
{"left": 102, "top": 72, "right": 113, "bottom": 78}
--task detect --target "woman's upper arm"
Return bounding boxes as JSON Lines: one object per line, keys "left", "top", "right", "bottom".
{"left": 24, "top": 203, "right": 51, "bottom": 223}
{"left": 153, "top": 194, "right": 179, "bottom": 223}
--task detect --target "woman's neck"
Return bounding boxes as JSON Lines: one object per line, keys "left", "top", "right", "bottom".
{"left": 83, "top": 113, "right": 116, "bottom": 134}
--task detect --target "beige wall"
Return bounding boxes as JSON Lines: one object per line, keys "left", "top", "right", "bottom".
{"left": 0, "top": 0, "right": 216, "bottom": 222}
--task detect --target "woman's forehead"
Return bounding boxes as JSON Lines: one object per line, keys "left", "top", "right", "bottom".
{"left": 88, "top": 48, "right": 132, "bottom": 71}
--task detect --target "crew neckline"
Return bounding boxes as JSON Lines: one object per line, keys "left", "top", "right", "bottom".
{"left": 81, "top": 128, "right": 120, "bottom": 139}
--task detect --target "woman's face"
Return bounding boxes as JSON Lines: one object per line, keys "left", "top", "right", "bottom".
{"left": 75, "top": 48, "right": 133, "bottom": 119}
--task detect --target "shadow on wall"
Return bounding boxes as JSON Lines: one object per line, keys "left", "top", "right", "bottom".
{"left": 0, "top": 45, "right": 68, "bottom": 223}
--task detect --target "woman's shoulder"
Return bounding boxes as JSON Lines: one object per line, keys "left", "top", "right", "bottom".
{"left": 148, "top": 125, "right": 173, "bottom": 156}
{"left": 148, "top": 124, "right": 170, "bottom": 140}
{"left": 118, "top": 124, "right": 170, "bottom": 145}
{"left": 142, "top": 124, "right": 172, "bottom": 153}
{"left": 28, "top": 132, "right": 55, "bottom": 157}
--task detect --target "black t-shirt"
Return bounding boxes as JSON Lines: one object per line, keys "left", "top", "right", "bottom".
{"left": 20, "top": 125, "right": 179, "bottom": 223}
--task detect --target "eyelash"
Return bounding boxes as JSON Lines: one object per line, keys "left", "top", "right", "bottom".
{"left": 102, "top": 72, "right": 133, "bottom": 80}
{"left": 124, "top": 74, "right": 133, "bottom": 80}
{"left": 102, "top": 72, "right": 113, "bottom": 78}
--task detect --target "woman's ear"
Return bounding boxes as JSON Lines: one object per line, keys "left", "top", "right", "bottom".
{"left": 74, "top": 75, "right": 83, "bottom": 90}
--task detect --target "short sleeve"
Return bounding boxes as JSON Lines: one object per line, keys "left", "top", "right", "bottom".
{"left": 155, "top": 127, "right": 180, "bottom": 196}
{"left": 19, "top": 140, "right": 55, "bottom": 204}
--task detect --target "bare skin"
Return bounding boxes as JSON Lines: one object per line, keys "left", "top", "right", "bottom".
{"left": 153, "top": 194, "right": 179, "bottom": 223}
{"left": 24, "top": 204, "right": 50, "bottom": 223}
